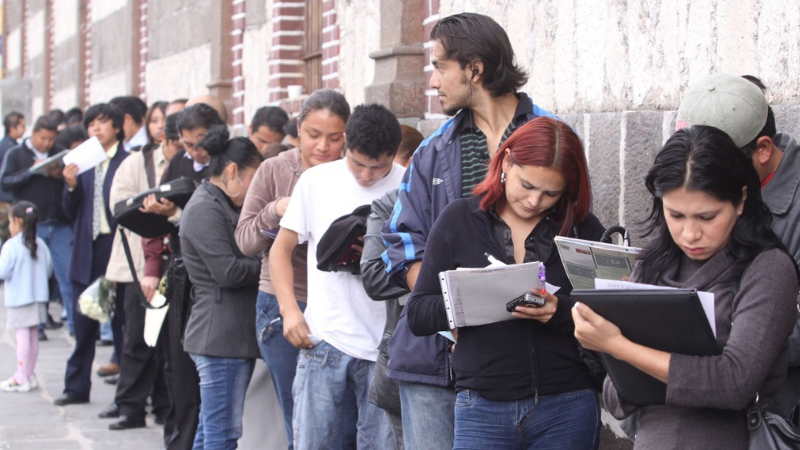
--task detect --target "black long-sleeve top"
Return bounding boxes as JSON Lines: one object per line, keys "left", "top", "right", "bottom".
{"left": 1, "top": 140, "right": 70, "bottom": 224}
{"left": 406, "top": 195, "right": 606, "bottom": 400}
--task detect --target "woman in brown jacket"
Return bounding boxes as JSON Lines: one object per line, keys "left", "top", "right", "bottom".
{"left": 234, "top": 89, "right": 350, "bottom": 450}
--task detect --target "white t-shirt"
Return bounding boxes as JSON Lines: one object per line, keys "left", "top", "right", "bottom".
{"left": 280, "top": 158, "right": 404, "bottom": 361}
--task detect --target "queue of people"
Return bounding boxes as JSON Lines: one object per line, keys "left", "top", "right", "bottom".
{"left": 0, "top": 10, "right": 797, "bottom": 450}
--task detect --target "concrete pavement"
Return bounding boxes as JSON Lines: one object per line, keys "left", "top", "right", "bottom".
{"left": 0, "top": 301, "right": 165, "bottom": 450}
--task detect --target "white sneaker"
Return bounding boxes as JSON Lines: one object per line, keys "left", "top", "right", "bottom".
{"left": 28, "top": 374, "right": 38, "bottom": 389}
{"left": 0, "top": 376, "right": 31, "bottom": 392}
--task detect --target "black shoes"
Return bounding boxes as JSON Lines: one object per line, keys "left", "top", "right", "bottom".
{"left": 103, "top": 374, "right": 120, "bottom": 385}
{"left": 109, "top": 415, "right": 146, "bottom": 430}
{"left": 98, "top": 402, "right": 120, "bottom": 419}
{"left": 53, "top": 394, "right": 89, "bottom": 406}
{"left": 38, "top": 329, "right": 48, "bottom": 341}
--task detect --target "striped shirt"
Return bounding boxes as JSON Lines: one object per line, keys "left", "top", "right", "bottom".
{"left": 459, "top": 104, "right": 528, "bottom": 197}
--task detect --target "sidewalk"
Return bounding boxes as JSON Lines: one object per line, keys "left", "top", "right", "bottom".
{"left": 0, "top": 299, "right": 164, "bottom": 450}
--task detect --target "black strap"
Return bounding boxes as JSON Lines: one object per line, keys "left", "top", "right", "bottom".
{"left": 142, "top": 143, "right": 157, "bottom": 189}
{"left": 119, "top": 228, "right": 167, "bottom": 309}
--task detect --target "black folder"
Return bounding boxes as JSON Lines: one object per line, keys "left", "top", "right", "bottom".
{"left": 571, "top": 289, "right": 720, "bottom": 405}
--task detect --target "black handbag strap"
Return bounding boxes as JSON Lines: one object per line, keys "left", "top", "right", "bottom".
{"left": 142, "top": 143, "right": 157, "bottom": 189}
{"left": 119, "top": 228, "right": 168, "bottom": 310}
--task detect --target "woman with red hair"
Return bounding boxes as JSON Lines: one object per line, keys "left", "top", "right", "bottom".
{"left": 406, "top": 116, "right": 605, "bottom": 449}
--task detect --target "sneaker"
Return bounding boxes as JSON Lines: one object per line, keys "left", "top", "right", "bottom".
{"left": 28, "top": 374, "right": 38, "bottom": 389}
{"left": 0, "top": 376, "right": 31, "bottom": 392}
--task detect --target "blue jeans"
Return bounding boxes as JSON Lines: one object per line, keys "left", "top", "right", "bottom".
{"left": 398, "top": 381, "right": 455, "bottom": 450}
{"left": 37, "top": 223, "right": 73, "bottom": 333}
{"left": 453, "top": 388, "right": 600, "bottom": 450}
{"left": 256, "top": 291, "right": 306, "bottom": 450}
{"left": 292, "top": 340, "right": 393, "bottom": 450}
{"left": 190, "top": 353, "right": 256, "bottom": 450}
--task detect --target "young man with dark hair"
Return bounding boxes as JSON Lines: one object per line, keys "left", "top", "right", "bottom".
{"left": 380, "top": 12, "right": 557, "bottom": 450}
{"left": 249, "top": 106, "right": 289, "bottom": 156}
{"left": 676, "top": 73, "right": 800, "bottom": 417}
{"left": 270, "top": 104, "right": 404, "bottom": 450}
{"left": 1, "top": 115, "right": 72, "bottom": 337}
{"left": 110, "top": 96, "right": 149, "bottom": 152}
{"left": 53, "top": 103, "right": 129, "bottom": 406}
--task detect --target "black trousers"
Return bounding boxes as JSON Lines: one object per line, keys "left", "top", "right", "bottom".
{"left": 114, "top": 282, "right": 166, "bottom": 419}
{"left": 64, "top": 234, "right": 124, "bottom": 399}
{"left": 162, "top": 282, "right": 200, "bottom": 450}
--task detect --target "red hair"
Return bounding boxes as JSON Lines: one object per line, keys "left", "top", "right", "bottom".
{"left": 473, "top": 116, "right": 591, "bottom": 236}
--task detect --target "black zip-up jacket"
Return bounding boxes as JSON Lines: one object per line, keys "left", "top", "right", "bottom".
{"left": 406, "top": 195, "right": 605, "bottom": 401}
{"left": 1, "top": 139, "right": 70, "bottom": 224}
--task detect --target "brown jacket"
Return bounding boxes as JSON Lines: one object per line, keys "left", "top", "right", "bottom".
{"left": 235, "top": 147, "right": 308, "bottom": 300}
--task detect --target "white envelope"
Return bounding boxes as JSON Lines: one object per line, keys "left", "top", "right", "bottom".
{"left": 62, "top": 136, "right": 108, "bottom": 174}
{"left": 143, "top": 292, "right": 169, "bottom": 347}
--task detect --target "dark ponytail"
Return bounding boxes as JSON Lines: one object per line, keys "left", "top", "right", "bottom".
{"left": 198, "top": 125, "right": 263, "bottom": 176}
{"left": 10, "top": 201, "right": 39, "bottom": 260}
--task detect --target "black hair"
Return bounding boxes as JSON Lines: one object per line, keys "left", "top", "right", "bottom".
{"left": 65, "top": 107, "right": 84, "bottom": 125}
{"left": 283, "top": 116, "right": 298, "bottom": 138}
{"left": 84, "top": 103, "right": 126, "bottom": 143}
{"left": 637, "top": 125, "right": 786, "bottom": 284}
{"left": 431, "top": 12, "right": 528, "bottom": 97}
{"left": 145, "top": 101, "right": 168, "bottom": 144}
{"left": 10, "top": 201, "right": 39, "bottom": 260}
{"left": 345, "top": 104, "right": 401, "bottom": 160}
{"left": 3, "top": 111, "right": 24, "bottom": 135}
{"left": 739, "top": 75, "right": 777, "bottom": 154}
{"left": 177, "top": 103, "right": 224, "bottom": 133}
{"left": 198, "top": 125, "right": 263, "bottom": 177}
{"left": 109, "top": 96, "right": 148, "bottom": 124}
{"left": 164, "top": 113, "right": 181, "bottom": 142}
{"left": 251, "top": 106, "right": 289, "bottom": 136}
{"left": 48, "top": 109, "right": 66, "bottom": 126}
{"left": 298, "top": 89, "right": 350, "bottom": 126}
{"left": 32, "top": 115, "right": 58, "bottom": 133}
{"left": 55, "top": 125, "right": 89, "bottom": 149}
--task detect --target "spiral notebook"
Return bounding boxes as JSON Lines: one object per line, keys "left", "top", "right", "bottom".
{"left": 439, "top": 261, "right": 543, "bottom": 328}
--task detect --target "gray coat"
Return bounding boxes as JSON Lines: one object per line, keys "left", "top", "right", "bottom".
{"left": 180, "top": 180, "right": 261, "bottom": 358}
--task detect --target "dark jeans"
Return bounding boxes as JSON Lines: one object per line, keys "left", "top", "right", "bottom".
{"left": 63, "top": 234, "right": 122, "bottom": 399}
{"left": 453, "top": 388, "right": 600, "bottom": 450}
{"left": 256, "top": 291, "right": 305, "bottom": 450}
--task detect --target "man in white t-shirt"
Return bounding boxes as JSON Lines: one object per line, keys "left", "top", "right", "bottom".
{"left": 270, "top": 104, "right": 404, "bottom": 450}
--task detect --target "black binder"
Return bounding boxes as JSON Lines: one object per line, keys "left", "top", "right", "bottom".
{"left": 113, "top": 177, "right": 198, "bottom": 238}
{"left": 571, "top": 288, "right": 720, "bottom": 405}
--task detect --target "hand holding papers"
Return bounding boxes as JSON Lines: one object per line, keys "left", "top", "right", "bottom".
{"left": 62, "top": 136, "right": 108, "bottom": 174}
{"left": 439, "top": 261, "right": 560, "bottom": 328}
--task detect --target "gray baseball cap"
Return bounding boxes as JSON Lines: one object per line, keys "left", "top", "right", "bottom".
{"left": 676, "top": 73, "right": 768, "bottom": 148}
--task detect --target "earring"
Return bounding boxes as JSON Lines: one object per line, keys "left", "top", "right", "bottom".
{"left": 225, "top": 177, "right": 244, "bottom": 198}
{"left": 500, "top": 172, "right": 506, "bottom": 184}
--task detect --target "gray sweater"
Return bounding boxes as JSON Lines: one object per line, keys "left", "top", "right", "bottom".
{"left": 180, "top": 181, "right": 262, "bottom": 359}
{"left": 604, "top": 247, "right": 798, "bottom": 450}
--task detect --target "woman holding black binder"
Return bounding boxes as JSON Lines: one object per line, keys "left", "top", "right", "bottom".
{"left": 406, "top": 116, "right": 605, "bottom": 450}
{"left": 573, "top": 126, "right": 799, "bottom": 450}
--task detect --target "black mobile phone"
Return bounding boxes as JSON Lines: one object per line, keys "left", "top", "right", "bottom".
{"left": 506, "top": 293, "right": 546, "bottom": 312}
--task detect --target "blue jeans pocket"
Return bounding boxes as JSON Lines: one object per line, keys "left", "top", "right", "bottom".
{"left": 455, "top": 389, "right": 480, "bottom": 408}
{"left": 257, "top": 295, "right": 283, "bottom": 346}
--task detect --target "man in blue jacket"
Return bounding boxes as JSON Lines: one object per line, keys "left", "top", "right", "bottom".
{"left": 380, "top": 12, "right": 556, "bottom": 450}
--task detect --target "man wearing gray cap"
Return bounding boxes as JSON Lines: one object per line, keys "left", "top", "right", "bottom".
{"left": 677, "top": 73, "right": 800, "bottom": 416}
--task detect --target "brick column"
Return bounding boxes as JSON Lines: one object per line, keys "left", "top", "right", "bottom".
{"left": 133, "top": 0, "right": 148, "bottom": 101}
{"left": 46, "top": 0, "right": 54, "bottom": 110}
{"left": 21, "top": 0, "right": 28, "bottom": 78}
{"left": 422, "top": 0, "right": 443, "bottom": 119}
{"left": 268, "top": 2, "right": 304, "bottom": 104}
{"left": 231, "top": 0, "right": 246, "bottom": 130}
{"left": 365, "top": 0, "right": 425, "bottom": 119}
{"left": 320, "top": 0, "right": 338, "bottom": 90}
{"left": 208, "top": 0, "right": 234, "bottom": 123}
{"left": 81, "top": 0, "right": 91, "bottom": 108}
